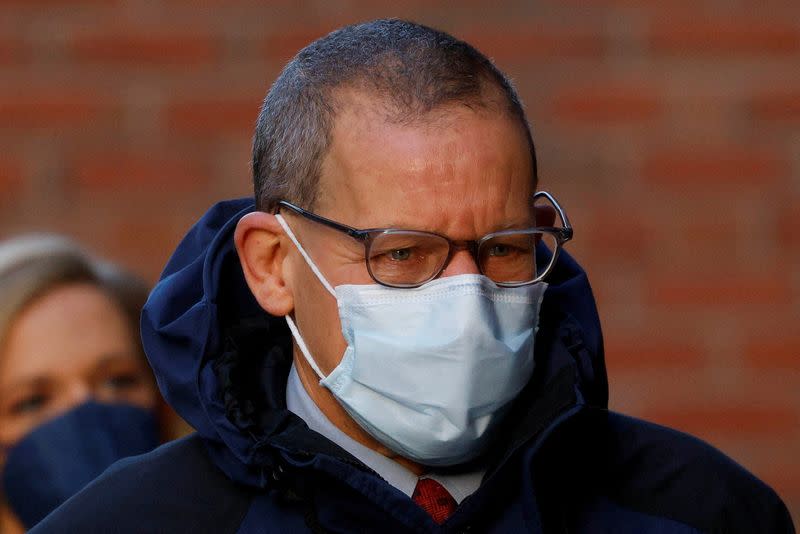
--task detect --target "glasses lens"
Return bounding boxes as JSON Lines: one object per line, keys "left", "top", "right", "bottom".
{"left": 367, "top": 231, "right": 450, "bottom": 287}
{"left": 479, "top": 231, "right": 557, "bottom": 285}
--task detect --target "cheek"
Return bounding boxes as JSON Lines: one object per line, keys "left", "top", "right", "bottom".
{"left": 0, "top": 393, "right": 77, "bottom": 447}
{"left": 0, "top": 417, "right": 32, "bottom": 447}
{"left": 291, "top": 265, "right": 348, "bottom": 376}
{"left": 125, "top": 388, "right": 158, "bottom": 411}
{"left": 91, "top": 354, "right": 160, "bottom": 411}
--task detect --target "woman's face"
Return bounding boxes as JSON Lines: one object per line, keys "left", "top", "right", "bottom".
{"left": 0, "top": 282, "right": 158, "bottom": 447}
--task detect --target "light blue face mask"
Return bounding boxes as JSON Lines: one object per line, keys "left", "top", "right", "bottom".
{"left": 277, "top": 214, "right": 548, "bottom": 466}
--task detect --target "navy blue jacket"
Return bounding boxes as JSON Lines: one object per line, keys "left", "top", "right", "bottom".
{"left": 33, "top": 199, "right": 794, "bottom": 533}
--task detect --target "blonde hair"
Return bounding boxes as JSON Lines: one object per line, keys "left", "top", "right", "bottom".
{"left": 0, "top": 234, "right": 149, "bottom": 354}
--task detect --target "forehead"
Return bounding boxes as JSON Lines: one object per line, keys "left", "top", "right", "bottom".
{"left": 0, "top": 283, "right": 134, "bottom": 388}
{"left": 316, "top": 92, "right": 535, "bottom": 237}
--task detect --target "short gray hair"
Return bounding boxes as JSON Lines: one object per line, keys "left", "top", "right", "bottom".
{"left": 252, "top": 18, "right": 537, "bottom": 212}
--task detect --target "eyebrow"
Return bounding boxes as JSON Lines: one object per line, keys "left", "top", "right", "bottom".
{"left": 494, "top": 219, "right": 536, "bottom": 232}
{"left": 286, "top": 202, "right": 535, "bottom": 240}
{"left": 383, "top": 220, "right": 536, "bottom": 236}
{"left": 0, "top": 375, "right": 51, "bottom": 400}
{"left": 92, "top": 352, "right": 144, "bottom": 371}
{"left": 0, "top": 353, "right": 142, "bottom": 393}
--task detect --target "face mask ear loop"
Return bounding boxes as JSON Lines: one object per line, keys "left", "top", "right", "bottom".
{"left": 275, "top": 213, "right": 332, "bottom": 382}
{"left": 284, "top": 314, "right": 326, "bottom": 381}
{"left": 275, "top": 214, "right": 336, "bottom": 297}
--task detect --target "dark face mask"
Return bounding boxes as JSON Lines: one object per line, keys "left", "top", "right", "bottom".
{"left": 1, "top": 401, "right": 159, "bottom": 529}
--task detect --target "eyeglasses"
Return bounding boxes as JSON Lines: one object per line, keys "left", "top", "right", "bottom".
{"left": 276, "top": 191, "right": 573, "bottom": 289}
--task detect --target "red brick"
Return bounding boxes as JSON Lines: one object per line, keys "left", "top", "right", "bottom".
{"left": 169, "top": 0, "right": 294, "bottom": 4}
{"left": 544, "top": 0, "right": 697, "bottom": 4}
{"left": 263, "top": 27, "right": 337, "bottom": 62}
{"left": 105, "top": 218, "right": 185, "bottom": 278}
{"left": 551, "top": 86, "right": 661, "bottom": 123}
{"left": 0, "top": 90, "right": 114, "bottom": 129}
{"left": 71, "top": 32, "right": 218, "bottom": 67}
{"left": 655, "top": 214, "right": 740, "bottom": 272}
{"left": 745, "top": 339, "right": 800, "bottom": 370}
{"left": 777, "top": 208, "right": 800, "bottom": 248}
{"left": 648, "top": 274, "right": 791, "bottom": 307}
{"left": 464, "top": 28, "right": 605, "bottom": 62}
{"left": 0, "top": 158, "right": 23, "bottom": 200}
{"left": 651, "top": 20, "right": 800, "bottom": 56}
{"left": 642, "top": 147, "right": 789, "bottom": 187}
{"left": 0, "top": 37, "right": 24, "bottom": 65}
{"left": 348, "top": 0, "right": 466, "bottom": 5}
{"left": 605, "top": 338, "right": 704, "bottom": 370}
{"left": 751, "top": 92, "right": 800, "bottom": 122}
{"left": 645, "top": 405, "right": 798, "bottom": 437}
{"left": 71, "top": 151, "right": 210, "bottom": 191}
{"left": 583, "top": 210, "right": 647, "bottom": 260}
{"left": 0, "top": 0, "right": 108, "bottom": 4}
{"left": 167, "top": 96, "right": 260, "bottom": 135}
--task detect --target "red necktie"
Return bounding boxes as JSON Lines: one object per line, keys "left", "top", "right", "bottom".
{"left": 412, "top": 478, "right": 457, "bottom": 524}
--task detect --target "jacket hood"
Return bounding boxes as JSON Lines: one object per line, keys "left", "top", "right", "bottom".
{"left": 141, "top": 198, "right": 608, "bottom": 488}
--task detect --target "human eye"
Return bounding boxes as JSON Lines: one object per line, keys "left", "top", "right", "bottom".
{"left": 98, "top": 367, "right": 151, "bottom": 397}
{"left": 9, "top": 392, "right": 50, "bottom": 416}
{"left": 388, "top": 248, "right": 413, "bottom": 261}
{"left": 480, "top": 234, "right": 537, "bottom": 281}
{"left": 369, "top": 238, "right": 427, "bottom": 266}
{"left": 488, "top": 243, "right": 512, "bottom": 257}
{"left": 367, "top": 233, "right": 448, "bottom": 285}
{"left": 488, "top": 240, "right": 532, "bottom": 259}
{"left": 103, "top": 372, "right": 144, "bottom": 391}
{"left": 93, "top": 357, "right": 152, "bottom": 401}
{"left": 370, "top": 246, "right": 423, "bottom": 272}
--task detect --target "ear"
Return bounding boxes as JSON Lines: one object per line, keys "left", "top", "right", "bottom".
{"left": 234, "top": 212, "right": 294, "bottom": 317}
{"left": 534, "top": 203, "right": 557, "bottom": 227}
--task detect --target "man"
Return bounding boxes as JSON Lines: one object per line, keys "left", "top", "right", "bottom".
{"left": 33, "top": 19, "right": 793, "bottom": 533}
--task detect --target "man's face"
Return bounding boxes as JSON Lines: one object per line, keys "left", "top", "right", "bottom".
{"left": 284, "top": 92, "right": 536, "bottom": 385}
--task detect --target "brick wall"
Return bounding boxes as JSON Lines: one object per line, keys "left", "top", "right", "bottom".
{"left": 1, "top": 0, "right": 797, "bottom": 522}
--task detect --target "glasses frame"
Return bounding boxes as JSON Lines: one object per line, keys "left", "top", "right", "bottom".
{"left": 276, "top": 190, "right": 573, "bottom": 288}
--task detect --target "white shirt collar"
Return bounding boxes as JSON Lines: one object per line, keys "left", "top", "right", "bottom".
{"left": 285, "top": 362, "right": 483, "bottom": 502}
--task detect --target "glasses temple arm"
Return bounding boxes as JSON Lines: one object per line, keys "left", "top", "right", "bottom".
{"left": 533, "top": 191, "right": 573, "bottom": 242}
{"left": 276, "top": 201, "right": 366, "bottom": 240}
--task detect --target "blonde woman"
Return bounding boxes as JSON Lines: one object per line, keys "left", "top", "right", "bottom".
{"left": 0, "top": 235, "right": 165, "bottom": 532}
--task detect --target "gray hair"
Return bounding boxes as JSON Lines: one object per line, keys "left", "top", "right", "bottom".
{"left": 252, "top": 18, "right": 537, "bottom": 212}
{"left": 0, "top": 234, "right": 149, "bottom": 353}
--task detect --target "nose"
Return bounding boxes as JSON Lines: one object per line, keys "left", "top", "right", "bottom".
{"left": 46, "top": 381, "right": 92, "bottom": 424}
{"left": 64, "top": 381, "right": 92, "bottom": 408}
{"left": 441, "top": 248, "right": 481, "bottom": 277}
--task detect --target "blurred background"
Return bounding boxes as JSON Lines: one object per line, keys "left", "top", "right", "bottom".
{"left": 1, "top": 0, "right": 797, "bottom": 521}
